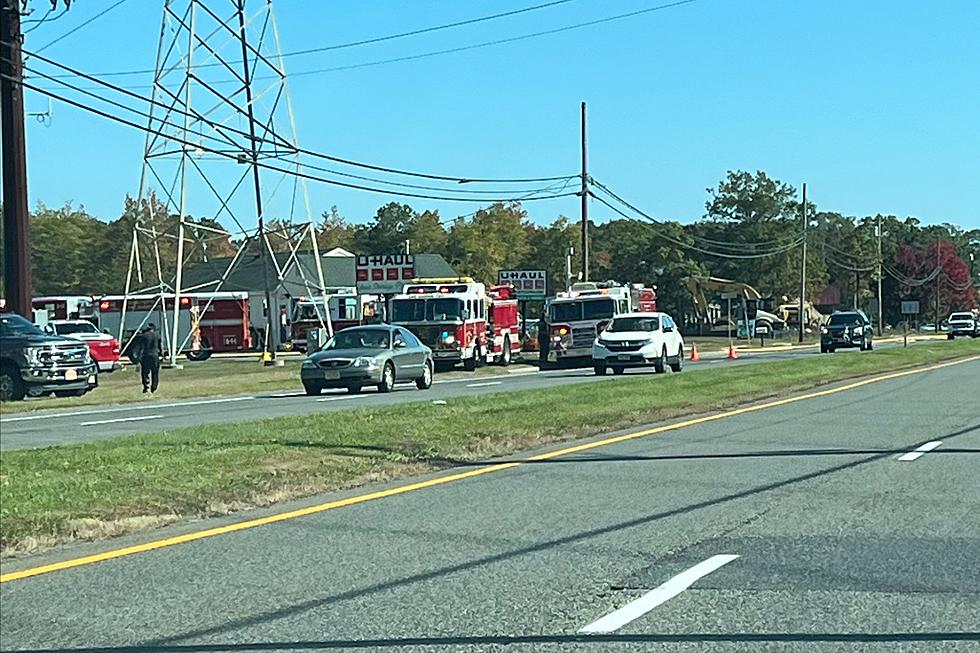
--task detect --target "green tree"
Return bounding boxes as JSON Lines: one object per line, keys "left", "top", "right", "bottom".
{"left": 446, "top": 202, "right": 530, "bottom": 284}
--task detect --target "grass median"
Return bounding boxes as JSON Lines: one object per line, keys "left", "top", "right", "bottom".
{"left": 2, "top": 338, "right": 978, "bottom": 555}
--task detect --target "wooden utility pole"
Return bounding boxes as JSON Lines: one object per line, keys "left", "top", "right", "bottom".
{"left": 876, "top": 214, "right": 883, "bottom": 336}
{"left": 798, "top": 183, "right": 807, "bottom": 343}
{"left": 580, "top": 101, "right": 588, "bottom": 283}
{"left": 1, "top": 0, "right": 31, "bottom": 318}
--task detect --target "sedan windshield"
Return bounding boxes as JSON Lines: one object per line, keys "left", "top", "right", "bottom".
{"left": 608, "top": 316, "right": 659, "bottom": 332}
{"left": 54, "top": 322, "right": 98, "bottom": 335}
{"left": 325, "top": 329, "right": 389, "bottom": 350}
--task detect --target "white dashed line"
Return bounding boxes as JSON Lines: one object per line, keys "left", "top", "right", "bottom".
{"left": 317, "top": 395, "right": 369, "bottom": 403}
{"left": 579, "top": 555, "right": 740, "bottom": 634}
{"left": 2, "top": 396, "right": 255, "bottom": 423}
{"left": 898, "top": 441, "right": 943, "bottom": 461}
{"left": 466, "top": 381, "right": 503, "bottom": 388}
{"left": 79, "top": 415, "right": 164, "bottom": 427}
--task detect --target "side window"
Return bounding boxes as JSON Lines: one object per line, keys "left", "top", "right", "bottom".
{"left": 393, "top": 331, "right": 407, "bottom": 348}
{"left": 401, "top": 329, "right": 420, "bottom": 347}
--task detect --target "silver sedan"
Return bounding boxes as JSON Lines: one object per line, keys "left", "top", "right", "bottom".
{"left": 300, "top": 325, "right": 433, "bottom": 395}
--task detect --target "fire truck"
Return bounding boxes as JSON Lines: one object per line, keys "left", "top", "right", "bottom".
{"left": 32, "top": 296, "right": 98, "bottom": 323}
{"left": 97, "top": 292, "right": 252, "bottom": 361}
{"left": 390, "top": 277, "right": 521, "bottom": 370}
{"left": 545, "top": 281, "right": 645, "bottom": 364}
{"left": 288, "top": 290, "right": 380, "bottom": 352}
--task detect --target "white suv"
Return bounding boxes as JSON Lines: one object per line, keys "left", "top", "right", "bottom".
{"left": 592, "top": 312, "right": 685, "bottom": 375}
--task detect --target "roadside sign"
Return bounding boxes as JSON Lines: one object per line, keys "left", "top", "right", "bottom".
{"left": 499, "top": 269, "right": 547, "bottom": 300}
{"left": 901, "top": 300, "right": 920, "bottom": 315}
{"left": 355, "top": 254, "right": 415, "bottom": 294}
{"left": 720, "top": 291, "right": 740, "bottom": 300}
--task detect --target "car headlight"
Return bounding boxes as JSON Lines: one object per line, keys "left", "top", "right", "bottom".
{"left": 820, "top": 326, "right": 828, "bottom": 334}
{"left": 353, "top": 356, "right": 379, "bottom": 368}
{"left": 301, "top": 358, "right": 316, "bottom": 369}
{"left": 440, "top": 331, "right": 456, "bottom": 345}
{"left": 24, "top": 347, "right": 43, "bottom": 366}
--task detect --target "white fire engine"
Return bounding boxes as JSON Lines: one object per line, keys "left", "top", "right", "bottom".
{"left": 32, "top": 296, "right": 98, "bottom": 323}
{"left": 98, "top": 292, "right": 252, "bottom": 361}
{"left": 545, "top": 281, "right": 638, "bottom": 363}
{"left": 289, "top": 289, "right": 381, "bottom": 352}
{"left": 390, "top": 277, "right": 521, "bottom": 370}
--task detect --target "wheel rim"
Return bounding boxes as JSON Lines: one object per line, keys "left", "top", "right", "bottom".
{"left": 424, "top": 364, "right": 432, "bottom": 384}
{"left": 0, "top": 375, "right": 12, "bottom": 398}
{"left": 385, "top": 366, "right": 393, "bottom": 387}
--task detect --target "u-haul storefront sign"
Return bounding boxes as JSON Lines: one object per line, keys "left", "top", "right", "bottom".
{"left": 356, "top": 254, "right": 415, "bottom": 294}
{"left": 499, "top": 269, "right": 547, "bottom": 300}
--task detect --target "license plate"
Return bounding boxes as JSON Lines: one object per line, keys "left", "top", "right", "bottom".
{"left": 323, "top": 370, "right": 340, "bottom": 380}
{"left": 65, "top": 369, "right": 78, "bottom": 381}
{"left": 618, "top": 354, "right": 631, "bottom": 361}
{"left": 88, "top": 375, "right": 98, "bottom": 384}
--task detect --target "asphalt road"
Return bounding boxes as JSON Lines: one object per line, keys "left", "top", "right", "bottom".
{"left": 0, "top": 339, "right": 924, "bottom": 450}
{"left": 1, "top": 355, "right": 977, "bottom": 652}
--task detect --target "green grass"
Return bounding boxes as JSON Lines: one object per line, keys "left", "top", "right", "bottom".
{"left": 0, "top": 357, "right": 534, "bottom": 415}
{"left": 2, "top": 338, "right": 978, "bottom": 554}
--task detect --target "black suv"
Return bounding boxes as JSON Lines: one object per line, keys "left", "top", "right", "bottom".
{"left": 0, "top": 313, "right": 99, "bottom": 401}
{"left": 821, "top": 310, "right": 874, "bottom": 353}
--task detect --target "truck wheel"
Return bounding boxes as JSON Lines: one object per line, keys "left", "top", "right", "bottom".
{"left": 498, "top": 338, "right": 511, "bottom": 366}
{"left": 55, "top": 389, "right": 88, "bottom": 398}
{"left": 463, "top": 353, "right": 477, "bottom": 372}
{"left": 185, "top": 349, "right": 213, "bottom": 362}
{"left": 377, "top": 362, "right": 395, "bottom": 393}
{"left": 0, "top": 365, "right": 26, "bottom": 401}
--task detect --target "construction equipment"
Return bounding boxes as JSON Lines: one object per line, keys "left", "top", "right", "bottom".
{"left": 684, "top": 276, "right": 786, "bottom": 337}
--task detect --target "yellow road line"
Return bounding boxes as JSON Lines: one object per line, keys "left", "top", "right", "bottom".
{"left": 3, "top": 354, "right": 978, "bottom": 584}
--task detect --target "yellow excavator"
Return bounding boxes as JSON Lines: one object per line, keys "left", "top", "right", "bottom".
{"left": 685, "top": 276, "right": 787, "bottom": 336}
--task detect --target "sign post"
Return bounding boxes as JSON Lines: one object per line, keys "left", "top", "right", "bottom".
{"left": 901, "top": 300, "right": 920, "bottom": 348}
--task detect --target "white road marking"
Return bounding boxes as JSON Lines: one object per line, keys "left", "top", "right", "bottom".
{"left": 466, "top": 381, "right": 503, "bottom": 388}
{"left": 579, "top": 554, "right": 739, "bottom": 634}
{"left": 317, "top": 395, "right": 369, "bottom": 403}
{"left": 1, "top": 396, "right": 255, "bottom": 423}
{"left": 898, "top": 441, "right": 943, "bottom": 461}
{"left": 79, "top": 415, "right": 164, "bottom": 427}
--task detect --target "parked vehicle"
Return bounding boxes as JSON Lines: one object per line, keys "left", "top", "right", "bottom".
{"left": 946, "top": 312, "right": 979, "bottom": 339}
{"left": 300, "top": 325, "right": 433, "bottom": 395}
{"left": 546, "top": 281, "right": 635, "bottom": 365}
{"left": 820, "top": 310, "right": 874, "bottom": 353}
{"left": 592, "top": 312, "right": 685, "bottom": 375}
{"left": 390, "top": 277, "right": 521, "bottom": 371}
{"left": 46, "top": 319, "right": 121, "bottom": 372}
{"left": 0, "top": 313, "right": 99, "bottom": 401}
{"left": 288, "top": 290, "right": 380, "bottom": 352}
{"left": 32, "top": 295, "right": 98, "bottom": 323}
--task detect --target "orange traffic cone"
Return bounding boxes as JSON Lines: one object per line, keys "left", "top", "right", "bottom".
{"left": 727, "top": 343, "right": 739, "bottom": 360}
{"left": 690, "top": 342, "right": 701, "bottom": 362}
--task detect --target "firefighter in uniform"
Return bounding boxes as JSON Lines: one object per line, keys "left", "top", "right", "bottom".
{"left": 138, "top": 323, "right": 164, "bottom": 393}
{"left": 537, "top": 313, "right": 549, "bottom": 364}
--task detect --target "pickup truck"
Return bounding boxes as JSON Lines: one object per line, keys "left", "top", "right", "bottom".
{"left": 946, "top": 312, "right": 979, "bottom": 339}
{"left": 0, "top": 313, "right": 99, "bottom": 401}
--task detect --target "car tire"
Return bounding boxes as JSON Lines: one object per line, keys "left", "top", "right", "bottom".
{"left": 303, "top": 382, "right": 322, "bottom": 396}
{"left": 377, "top": 362, "right": 395, "bottom": 393}
{"left": 820, "top": 344, "right": 829, "bottom": 354}
{"left": 947, "top": 334, "right": 954, "bottom": 340}
{"left": 0, "top": 365, "right": 26, "bottom": 402}
{"left": 866, "top": 338, "right": 874, "bottom": 351}
{"left": 416, "top": 361, "right": 433, "bottom": 390}
{"left": 499, "top": 338, "right": 511, "bottom": 366}
{"left": 593, "top": 363, "right": 606, "bottom": 376}
{"left": 653, "top": 347, "right": 667, "bottom": 374}
{"left": 54, "top": 389, "right": 89, "bottom": 398}
{"left": 611, "top": 366, "right": 625, "bottom": 375}
{"left": 670, "top": 345, "right": 683, "bottom": 373}
{"left": 347, "top": 383, "right": 362, "bottom": 394}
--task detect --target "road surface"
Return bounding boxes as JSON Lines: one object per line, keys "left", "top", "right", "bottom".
{"left": 1, "top": 355, "right": 977, "bottom": 652}
{"left": 0, "top": 339, "right": 926, "bottom": 450}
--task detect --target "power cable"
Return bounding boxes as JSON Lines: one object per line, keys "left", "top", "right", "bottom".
{"left": 32, "top": 0, "right": 131, "bottom": 54}
{"left": 23, "top": 7, "right": 67, "bottom": 34}
{"left": 5, "top": 74, "right": 581, "bottom": 204}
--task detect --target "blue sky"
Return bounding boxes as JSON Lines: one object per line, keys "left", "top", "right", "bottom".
{"left": 19, "top": 0, "right": 980, "bottom": 230}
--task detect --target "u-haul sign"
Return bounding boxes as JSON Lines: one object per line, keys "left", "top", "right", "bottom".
{"left": 499, "top": 269, "right": 547, "bottom": 300}
{"left": 356, "top": 254, "right": 415, "bottom": 294}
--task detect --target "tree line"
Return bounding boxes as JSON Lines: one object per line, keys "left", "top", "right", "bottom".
{"left": 3, "top": 170, "right": 977, "bottom": 326}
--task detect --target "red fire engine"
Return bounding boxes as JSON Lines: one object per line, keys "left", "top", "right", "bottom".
{"left": 97, "top": 292, "right": 252, "bottom": 361}
{"left": 289, "top": 290, "right": 380, "bottom": 352}
{"left": 390, "top": 277, "right": 521, "bottom": 370}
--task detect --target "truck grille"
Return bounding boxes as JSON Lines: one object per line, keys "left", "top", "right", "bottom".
{"left": 39, "top": 346, "right": 89, "bottom": 367}
{"left": 571, "top": 326, "right": 596, "bottom": 348}
{"left": 318, "top": 359, "right": 351, "bottom": 369}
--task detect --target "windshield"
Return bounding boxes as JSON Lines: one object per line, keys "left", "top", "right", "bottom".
{"left": 296, "top": 304, "right": 323, "bottom": 321}
{"left": 949, "top": 313, "right": 974, "bottom": 321}
{"left": 829, "top": 313, "right": 863, "bottom": 326}
{"left": 608, "top": 316, "right": 659, "bottom": 332}
{"left": 0, "top": 313, "right": 47, "bottom": 337}
{"left": 550, "top": 298, "right": 615, "bottom": 323}
{"left": 54, "top": 322, "right": 98, "bottom": 335}
{"left": 391, "top": 298, "right": 464, "bottom": 322}
{"left": 324, "top": 329, "right": 390, "bottom": 350}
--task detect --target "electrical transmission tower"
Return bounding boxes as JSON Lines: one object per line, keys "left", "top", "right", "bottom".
{"left": 123, "top": 0, "right": 330, "bottom": 365}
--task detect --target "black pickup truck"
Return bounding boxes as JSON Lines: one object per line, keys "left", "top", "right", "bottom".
{"left": 0, "top": 312, "right": 99, "bottom": 401}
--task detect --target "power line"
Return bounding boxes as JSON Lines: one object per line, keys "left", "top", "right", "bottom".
{"left": 22, "top": 7, "right": 67, "bottom": 34}
{"left": 31, "top": 0, "right": 131, "bottom": 54}
{"left": 4, "top": 73, "right": 581, "bottom": 205}
{"left": 39, "top": 0, "right": 697, "bottom": 81}
{"left": 15, "top": 47, "right": 577, "bottom": 184}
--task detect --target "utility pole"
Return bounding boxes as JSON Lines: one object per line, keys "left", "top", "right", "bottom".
{"left": 1, "top": 0, "right": 31, "bottom": 318}
{"left": 935, "top": 240, "right": 941, "bottom": 327}
{"left": 798, "top": 183, "right": 807, "bottom": 343}
{"left": 580, "top": 101, "right": 589, "bottom": 283}
{"left": 876, "top": 214, "right": 883, "bottom": 336}
{"left": 236, "top": 0, "right": 277, "bottom": 363}
{"left": 565, "top": 246, "right": 574, "bottom": 291}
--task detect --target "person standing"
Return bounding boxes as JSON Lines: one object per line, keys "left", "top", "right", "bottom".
{"left": 139, "top": 323, "right": 163, "bottom": 394}
{"left": 537, "top": 313, "right": 550, "bottom": 364}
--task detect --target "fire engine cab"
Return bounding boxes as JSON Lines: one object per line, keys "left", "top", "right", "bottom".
{"left": 97, "top": 292, "right": 251, "bottom": 361}
{"left": 390, "top": 278, "right": 521, "bottom": 370}
{"left": 289, "top": 290, "right": 380, "bottom": 352}
{"left": 546, "top": 281, "right": 640, "bottom": 363}
{"left": 32, "top": 296, "right": 98, "bottom": 323}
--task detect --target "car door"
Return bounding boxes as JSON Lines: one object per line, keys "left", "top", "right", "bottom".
{"left": 662, "top": 315, "right": 681, "bottom": 355}
{"left": 393, "top": 328, "right": 425, "bottom": 378}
